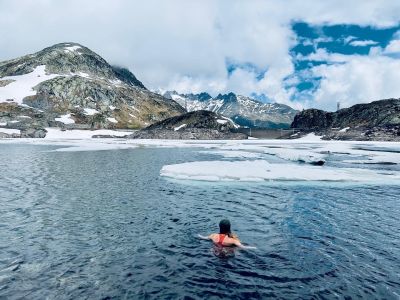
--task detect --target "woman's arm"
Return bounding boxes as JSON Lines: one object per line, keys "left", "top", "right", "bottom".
{"left": 233, "top": 239, "right": 257, "bottom": 249}
{"left": 198, "top": 234, "right": 212, "bottom": 240}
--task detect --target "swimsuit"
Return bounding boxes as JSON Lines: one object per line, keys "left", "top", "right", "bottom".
{"left": 217, "top": 234, "right": 226, "bottom": 246}
{"left": 213, "top": 234, "right": 235, "bottom": 258}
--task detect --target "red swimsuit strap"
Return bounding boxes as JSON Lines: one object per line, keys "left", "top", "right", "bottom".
{"left": 218, "top": 234, "right": 226, "bottom": 245}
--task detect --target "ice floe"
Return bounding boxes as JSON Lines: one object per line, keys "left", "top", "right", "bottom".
{"left": 200, "top": 150, "right": 264, "bottom": 159}
{"left": 0, "top": 134, "right": 399, "bottom": 180}
{"left": 160, "top": 160, "right": 400, "bottom": 183}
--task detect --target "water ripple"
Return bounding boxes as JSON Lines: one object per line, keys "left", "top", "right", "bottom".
{"left": 0, "top": 145, "right": 399, "bottom": 299}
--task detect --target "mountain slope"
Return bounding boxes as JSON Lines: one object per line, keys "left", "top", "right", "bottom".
{"left": 160, "top": 91, "right": 298, "bottom": 128}
{"left": 128, "top": 110, "right": 247, "bottom": 140}
{"left": 291, "top": 99, "right": 400, "bottom": 141}
{"left": 0, "top": 42, "right": 184, "bottom": 134}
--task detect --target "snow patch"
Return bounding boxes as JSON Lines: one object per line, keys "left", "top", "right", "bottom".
{"left": 339, "top": 127, "right": 350, "bottom": 132}
{"left": 83, "top": 108, "right": 99, "bottom": 116}
{"left": 297, "top": 133, "right": 323, "bottom": 141}
{"left": 77, "top": 72, "right": 90, "bottom": 78}
{"left": 0, "top": 128, "right": 21, "bottom": 135}
{"left": 64, "top": 46, "right": 82, "bottom": 53}
{"left": 174, "top": 124, "right": 187, "bottom": 131}
{"left": 55, "top": 114, "right": 75, "bottom": 124}
{"left": 107, "top": 117, "right": 118, "bottom": 123}
{"left": 217, "top": 119, "right": 228, "bottom": 124}
{"left": 44, "top": 128, "right": 133, "bottom": 139}
{"left": 0, "top": 65, "right": 59, "bottom": 104}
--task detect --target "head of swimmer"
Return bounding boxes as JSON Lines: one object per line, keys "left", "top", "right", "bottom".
{"left": 219, "top": 219, "right": 238, "bottom": 239}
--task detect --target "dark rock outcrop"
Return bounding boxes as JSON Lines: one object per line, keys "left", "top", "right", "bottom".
{"left": 291, "top": 99, "right": 400, "bottom": 141}
{"left": 127, "top": 110, "right": 247, "bottom": 140}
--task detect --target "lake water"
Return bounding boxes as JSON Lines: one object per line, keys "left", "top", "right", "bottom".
{"left": 1, "top": 143, "right": 400, "bottom": 299}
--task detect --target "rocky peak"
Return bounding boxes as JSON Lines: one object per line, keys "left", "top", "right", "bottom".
{"left": 0, "top": 42, "right": 146, "bottom": 89}
{"left": 0, "top": 43, "right": 184, "bottom": 133}
{"left": 292, "top": 99, "right": 400, "bottom": 130}
{"left": 183, "top": 92, "right": 212, "bottom": 102}
{"left": 215, "top": 92, "right": 237, "bottom": 102}
{"left": 291, "top": 99, "right": 400, "bottom": 141}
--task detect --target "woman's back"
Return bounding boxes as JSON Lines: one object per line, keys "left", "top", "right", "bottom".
{"left": 209, "top": 233, "right": 241, "bottom": 247}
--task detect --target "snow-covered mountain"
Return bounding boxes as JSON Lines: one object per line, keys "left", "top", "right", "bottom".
{"left": 159, "top": 91, "right": 298, "bottom": 128}
{"left": 0, "top": 42, "right": 184, "bottom": 136}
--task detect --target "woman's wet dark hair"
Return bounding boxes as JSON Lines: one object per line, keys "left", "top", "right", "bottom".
{"left": 219, "top": 219, "right": 231, "bottom": 235}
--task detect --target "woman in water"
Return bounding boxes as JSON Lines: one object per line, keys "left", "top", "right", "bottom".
{"left": 199, "top": 219, "right": 256, "bottom": 249}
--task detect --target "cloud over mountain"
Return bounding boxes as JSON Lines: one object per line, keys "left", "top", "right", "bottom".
{"left": 1, "top": 0, "right": 400, "bottom": 111}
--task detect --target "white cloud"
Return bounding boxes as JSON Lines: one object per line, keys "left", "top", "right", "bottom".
{"left": 343, "top": 36, "right": 357, "bottom": 44}
{"left": 384, "top": 39, "right": 400, "bottom": 53}
{"left": 0, "top": 0, "right": 400, "bottom": 110}
{"left": 311, "top": 55, "right": 400, "bottom": 111}
{"left": 349, "top": 40, "right": 379, "bottom": 47}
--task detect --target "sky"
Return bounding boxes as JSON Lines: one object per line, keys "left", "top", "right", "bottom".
{"left": 1, "top": 0, "right": 400, "bottom": 111}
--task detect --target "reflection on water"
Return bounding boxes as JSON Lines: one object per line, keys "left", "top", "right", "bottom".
{"left": 0, "top": 144, "right": 399, "bottom": 299}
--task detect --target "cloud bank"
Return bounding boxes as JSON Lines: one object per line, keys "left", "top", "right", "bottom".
{"left": 1, "top": 0, "right": 400, "bottom": 110}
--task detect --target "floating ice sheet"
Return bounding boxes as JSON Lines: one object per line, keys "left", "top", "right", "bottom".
{"left": 160, "top": 160, "right": 400, "bottom": 183}
{"left": 0, "top": 134, "right": 399, "bottom": 168}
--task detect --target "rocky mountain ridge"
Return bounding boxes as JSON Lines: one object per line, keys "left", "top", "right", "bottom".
{"left": 291, "top": 99, "right": 400, "bottom": 141}
{"left": 127, "top": 110, "right": 247, "bottom": 140}
{"left": 159, "top": 90, "right": 298, "bottom": 129}
{"left": 0, "top": 42, "right": 184, "bottom": 137}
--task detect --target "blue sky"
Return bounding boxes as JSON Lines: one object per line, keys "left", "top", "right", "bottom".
{"left": 286, "top": 23, "right": 400, "bottom": 107}
{"left": 1, "top": 0, "right": 400, "bottom": 110}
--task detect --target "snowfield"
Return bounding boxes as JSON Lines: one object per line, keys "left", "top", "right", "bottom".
{"left": 0, "top": 65, "right": 60, "bottom": 104}
{"left": 0, "top": 132, "right": 399, "bottom": 183}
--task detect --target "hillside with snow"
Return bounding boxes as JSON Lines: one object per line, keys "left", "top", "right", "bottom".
{"left": 0, "top": 42, "right": 184, "bottom": 137}
{"left": 159, "top": 91, "right": 298, "bottom": 129}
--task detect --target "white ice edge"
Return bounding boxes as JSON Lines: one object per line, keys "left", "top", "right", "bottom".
{"left": 160, "top": 160, "right": 400, "bottom": 183}
{"left": 0, "top": 133, "right": 399, "bottom": 166}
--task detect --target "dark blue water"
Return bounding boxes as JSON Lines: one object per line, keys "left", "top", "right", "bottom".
{"left": 0, "top": 144, "right": 399, "bottom": 299}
